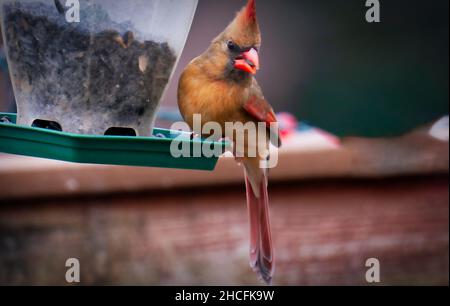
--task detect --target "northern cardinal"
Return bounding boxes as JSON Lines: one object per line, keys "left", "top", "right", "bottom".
{"left": 178, "top": 0, "right": 280, "bottom": 284}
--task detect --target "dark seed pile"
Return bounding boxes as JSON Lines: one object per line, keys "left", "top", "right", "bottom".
{"left": 2, "top": 1, "right": 177, "bottom": 136}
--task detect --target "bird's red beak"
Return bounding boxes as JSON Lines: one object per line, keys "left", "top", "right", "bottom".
{"left": 234, "top": 48, "right": 259, "bottom": 75}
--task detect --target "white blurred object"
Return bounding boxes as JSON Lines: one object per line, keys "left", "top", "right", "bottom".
{"left": 280, "top": 128, "right": 341, "bottom": 153}
{"left": 429, "top": 116, "right": 449, "bottom": 142}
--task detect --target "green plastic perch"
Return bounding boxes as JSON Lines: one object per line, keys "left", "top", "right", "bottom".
{"left": 0, "top": 113, "right": 227, "bottom": 171}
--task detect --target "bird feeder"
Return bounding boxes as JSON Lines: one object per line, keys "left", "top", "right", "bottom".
{"left": 0, "top": 0, "right": 226, "bottom": 170}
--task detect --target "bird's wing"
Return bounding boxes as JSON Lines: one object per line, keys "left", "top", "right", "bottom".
{"left": 243, "top": 95, "right": 278, "bottom": 127}
{"left": 242, "top": 81, "right": 281, "bottom": 147}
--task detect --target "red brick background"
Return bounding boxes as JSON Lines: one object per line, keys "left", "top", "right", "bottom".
{"left": 0, "top": 175, "right": 447, "bottom": 285}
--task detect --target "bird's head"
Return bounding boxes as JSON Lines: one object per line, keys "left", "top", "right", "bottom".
{"left": 206, "top": 0, "right": 261, "bottom": 80}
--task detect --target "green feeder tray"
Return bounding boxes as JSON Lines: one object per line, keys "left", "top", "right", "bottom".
{"left": 0, "top": 113, "right": 227, "bottom": 171}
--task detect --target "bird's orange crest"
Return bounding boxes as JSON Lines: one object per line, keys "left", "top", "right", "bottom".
{"left": 226, "top": 0, "right": 260, "bottom": 47}
{"left": 237, "top": 0, "right": 257, "bottom": 28}
{"left": 245, "top": 0, "right": 257, "bottom": 22}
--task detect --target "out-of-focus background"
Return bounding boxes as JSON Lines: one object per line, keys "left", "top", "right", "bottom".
{"left": 0, "top": 0, "right": 448, "bottom": 285}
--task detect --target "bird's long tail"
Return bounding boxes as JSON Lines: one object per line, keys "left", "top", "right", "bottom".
{"left": 244, "top": 162, "right": 274, "bottom": 285}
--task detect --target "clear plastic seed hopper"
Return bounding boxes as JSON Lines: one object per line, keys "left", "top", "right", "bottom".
{"left": 0, "top": 0, "right": 226, "bottom": 170}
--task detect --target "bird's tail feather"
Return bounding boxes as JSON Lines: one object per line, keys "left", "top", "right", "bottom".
{"left": 245, "top": 169, "right": 274, "bottom": 285}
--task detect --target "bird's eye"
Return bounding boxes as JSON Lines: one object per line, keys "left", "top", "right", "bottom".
{"left": 227, "top": 40, "right": 238, "bottom": 51}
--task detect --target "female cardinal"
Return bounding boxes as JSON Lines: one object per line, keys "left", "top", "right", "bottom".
{"left": 178, "top": 0, "right": 280, "bottom": 284}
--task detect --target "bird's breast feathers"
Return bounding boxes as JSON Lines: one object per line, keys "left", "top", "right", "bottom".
{"left": 178, "top": 66, "right": 251, "bottom": 126}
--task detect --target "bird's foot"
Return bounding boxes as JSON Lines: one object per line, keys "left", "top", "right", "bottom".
{"left": 190, "top": 132, "right": 201, "bottom": 140}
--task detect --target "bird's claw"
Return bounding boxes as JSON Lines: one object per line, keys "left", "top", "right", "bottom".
{"left": 190, "top": 132, "right": 200, "bottom": 140}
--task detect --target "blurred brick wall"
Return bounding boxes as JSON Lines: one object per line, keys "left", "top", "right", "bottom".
{"left": 0, "top": 176, "right": 448, "bottom": 285}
